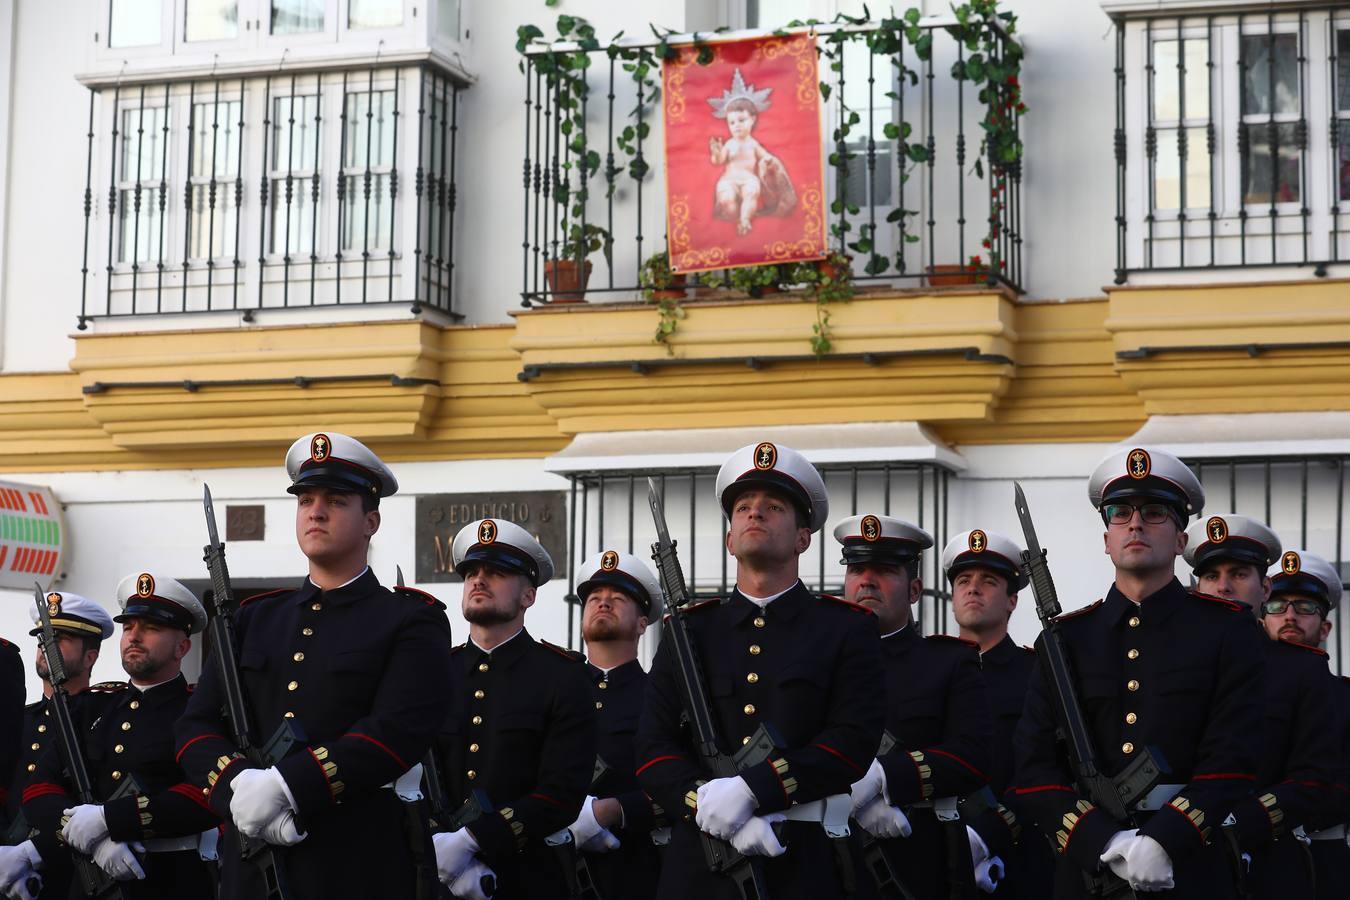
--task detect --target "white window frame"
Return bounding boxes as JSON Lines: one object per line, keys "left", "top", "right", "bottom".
{"left": 263, "top": 81, "right": 325, "bottom": 263}
{"left": 186, "top": 91, "right": 245, "bottom": 263}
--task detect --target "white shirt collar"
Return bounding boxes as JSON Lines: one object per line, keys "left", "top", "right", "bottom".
{"left": 738, "top": 582, "right": 798, "bottom": 610}
{"left": 471, "top": 627, "right": 524, "bottom": 656}
{"left": 129, "top": 674, "right": 178, "bottom": 692}
{"left": 309, "top": 566, "right": 370, "bottom": 591}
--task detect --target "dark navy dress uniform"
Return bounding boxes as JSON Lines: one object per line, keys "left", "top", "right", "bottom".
{"left": 583, "top": 659, "right": 661, "bottom": 900}
{"left": 1308, "top": 674, "right": 1350, "bottom": 899}
{"left": 26, "top": 675, "right": 219, "bottom": 899}
{"left": 854, "top": 626, "right": 993, "bottom": 900}
{"left": 175, "top": 569, "right": 456, "bottom": 900}
{"left": 434, "top": 630, "right": 596, "bottom": 899}
{"left": 1011, "top": 580, "right": 1266, "bottom": 899}
{"left": 0, "top": 638, "right": 24, "bottom": 832}
{"left": 636, "top": 582, "right": 886, "bottom": 900}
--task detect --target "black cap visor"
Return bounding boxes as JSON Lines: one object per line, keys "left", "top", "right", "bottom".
{"left": 576, "top": 571, "right": 652, "bottom": 614}
{"left": 1191, "top": 539, "right": 1274, "bottom": 574}
{"left": 946, "top": 553, "right": 1027, "bottom": 591}
{"left": 839, "top": 539, "right": 922, "bottom": 569}
{"left": 1271, "top": 573, "right": 1335, "bottom": 610}
{"left": 456, "top": 545, "right": 540, "bottom": 586}
{"left": 289, "top": 459, "right": 382, "bottom": 498}
{"left": 1099, "top": 481, "right": 1189, "bottom": 524}
{"left": 115, "top": 599, "right": 194, "bottom": 634}
{"left": 722, "top": 474, "right": 812, "bottom": 524}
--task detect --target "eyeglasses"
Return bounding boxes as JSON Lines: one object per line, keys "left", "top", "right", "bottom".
{"left": 1102, "top": 503, "right": 1174, "bottom": 525}
{"left": 1261, "top": 598, "right": 1327, "bottom": 618}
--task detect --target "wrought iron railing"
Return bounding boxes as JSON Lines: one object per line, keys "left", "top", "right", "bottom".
{"left": 518, "top": 17, "right": 1026, "bottom": 306}
{"left": 77, "top": 62, "right": 468, "bottom": 327}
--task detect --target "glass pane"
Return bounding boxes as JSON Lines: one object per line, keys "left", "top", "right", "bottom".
{"left": 349, "top": 0, "right": 401, "bottom": 29}
{"left": 190, "top": 100, "right": 242, "bottom": 178}
{"left": 188, "top": 182, "right": 239, "bottom": 259}
{"left": 117, "top": 187, "right": 163, "bottom": 263}
{"left": 436, "top": 0, "right": 458, "bottom": 41}
{"left": 341, "top": 174, "right": 392, "bottom": 251}
{"left": 1339, "top": 120, "right": 1350, "bottom": 202}
{"left": 271, "top": 96, "right": 322, "bottom": 171}
{"left": 1152, "top": 38, "right": 1209, "bottom": 122}
{"left": 119, "top": 106, "right": 170, "bottom": 183}
{"left": 1242, "top": 122, "right": 1300, "bottom": 205}
{"left": 843, "top": 141, "right": 893, "bottom": 208}
{"left": 110, "top": 0, "right": 161, "bottom": 47}
{"left": 270, "top": 178, "right": 318, "bottom": 255}
{"left": 746, "top": 0, "right": 814, "bottom": 28}
{"left": 1339, "top": 31, "right": 1350, "bottom": 112}
{"left": 272, "top": 0, "right": 324, "bottom": 34}
{"left": 1153, "top": 127, "right": 1210, "bottom": 210}
{"left": 343, "top": 90, "right": 395, "bottom": 169}
{"left": 1241, "top": 33, "right": 1298, "bottom": 117}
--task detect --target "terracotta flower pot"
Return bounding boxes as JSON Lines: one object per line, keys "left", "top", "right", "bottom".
{"left": 926, "top": 264, "right": 982, "bottom": 287}
{"left": 818, "top": 256, "right": 852, "bottom": 282}
{"left": 544, "top": 259, "right": 593, "bottom": 302}
{"left": 648, "top": 273, "right": 688, "bottom": 300}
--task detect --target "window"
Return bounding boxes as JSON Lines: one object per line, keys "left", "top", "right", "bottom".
{"left": 340, "top": 89, "right": 396, "bottom": 253}
{"left": 1239, "top": 31, "right": 1301, "bottom": 206}
{"left": 1150, "top": 34, "right": 1211, "bottom": 211}
{"left": 109, "top": 0, "right": 161, "bottom": 48}
{"left": 272, "top": 0, "right": 324, "bottom": 34}
{"left": 1337, "top": 28, "right": 1349, "bottom": 202}
{"left": 116, "top": 104, "right": 170, "bottom": 264}
{"left": 349, "top": 0, "right": 401, "bottom": 29}
{"left": 435, "top": 0, "right": 459, "bottom": 42}
{"left": 185, "top": 0, "right": 239, "bottom": 42}
{"left": 268, "top": 94, "right": 322, "bottom": 257}
{"left": 187, "top": 98, "right": 242, "bottom": 261}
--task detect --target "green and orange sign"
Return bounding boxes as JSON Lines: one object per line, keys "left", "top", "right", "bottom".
{"left": 0, "top": 480, "right": 64, "bottom": 590}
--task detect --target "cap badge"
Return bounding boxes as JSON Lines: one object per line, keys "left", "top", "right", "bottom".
{"left": 478, "top": 519, "right": 498, "bottom": 545}
{"left": 1127, "top": 448, "right": 1151, "bottom": 480}
{"left": 310, "top": 433, "right": 331, "bottom": 463}
{"left": 1281, "top": 550, "right": 1301, "bottom": 575}
{"left": 1206, "top": 517, "right": 1228, "bottom": 544}
{"left": 860, "top": 515, "right": 882, "bottom": 542}
{"left": 600, "top": 550, "right": 620, "bottom": 571}
{"left": 46, "top": 593, "right": 61, "bottom": 616}
{"left": 136, "top": 573, "right": 155, "bottom": 598}
{"left": 969, "top": 530, "right": 987, "bottom": 553}
{"left": 753, "top": 442, "right": 777, "bottom": 471}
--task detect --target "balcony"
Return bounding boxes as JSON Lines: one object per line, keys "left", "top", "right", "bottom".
{"left": 75, "top": 59, "right": 469, "bottom": 327}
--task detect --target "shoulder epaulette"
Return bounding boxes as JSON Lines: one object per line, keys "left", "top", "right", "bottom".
{"left": 241, "top": 588, "right": 289, "bottom": 608}
{"left": 818, "top": 594, "right": 875, "bottom": 616}
{"left": 450, "top": 644, "right": 466, "bottom": 654}
{"left": 541, "top": 640, "right": 586, "bottom": 663}
{"left": 1277, "top": 637, "right": 1329, "bottom": 657}
{"left": 1021, "top": 644, "right": 1037, "bottom": 654}
{"left": 1054, "top": 599, "right": 1104, "bottom": 623}
{"left": 185, "top": 683, "right": 196, "bottom": 693}
{"left": 663, "top": 597, "right": 721, "bottom": 621}
{"left": 0, "top": 637, "right": 16, "bottom": 652}
{"left": 90, "top": 681, "right": 129, "bottom": 693}
{"left": 926, "top": 633, "right": 980, "bottom": 650}
{"left": 392, "top": 585, "right": 443, "bottom": 608}
{"left": 1190, "top": 591, "right": 1245, "bottom": 613}
{"left": 25, "top": 699, "right": 44, "bottom": 711}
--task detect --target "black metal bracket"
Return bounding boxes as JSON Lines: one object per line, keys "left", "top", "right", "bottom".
{"left": 1117, "top": 339, "right": 1350, "bottom": 360}
{"left": 82, "top": 373, "right": 436, "bottom": 395}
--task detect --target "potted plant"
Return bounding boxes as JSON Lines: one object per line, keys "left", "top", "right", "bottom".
{"left": 545, "top": 224, "right": 611, "bottom": 302}
{"left": 728, "top": 263, "right": 786, "bottom": 298}
{"left": 788, "top": 253, "right": 856, "bottom": 355}
{"left": 639, "top": 251, "right": 687, "bottom": 300}
{"left": 928, "top": 255, "right": 985, "bottom": 287}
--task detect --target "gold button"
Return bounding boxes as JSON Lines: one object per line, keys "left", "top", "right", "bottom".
{"left": 129, "top": 701, "right": 140, "bottom": 710}
{"left": 293, "top": 652, "right": 305, "bottom": 662}
{"left": 1128, "top": 616, "right": 1140, "bottom": 628}
{"left": 742, "top": 736, "right": 751, "bottom": 745}
{"left": 30, "top": 743, "right": 38, "bottom": 751}
{"left": 1122, "top": 742, "right": 1135, "bottom": 754}
{"left": 121, "top": 722, "right": 131, "bottom": 731}
{"left": 753, "top": 617, "right": 766, "bottom": 628}
{"left": 467, "top": 770, "right": 477, "bottom": 780}
{"left": 26, "top": 764, "right": 35, "bottom": 773}
{"left": 595, "top": 701, "right": 604, "bottom": 710}
{"left": 1127, "top": 679, "right": 1139, "bottom": 692}
{"left": 303, "top": 627, "right": 314, "bottom": 636}
{"left": 1125, "top": 712, "right": 1137, "bottom": 725}
{"left": 311, "top": 602, "right": 322, "bottom": 611}
{"left": 746, "top": 672, "right": 759, "bottom": 684}
{"left": 112, "top": 770, "right": 122, "bottom": 780}
{"left": 478, "top": 663, "right": 489, "bottom": 673}
{"left": 743, "top": 704, "right": 756, "bottom": 715}
{"left": 287, "top": 681, "right": 299, "bottom": 692}
{"left": 469, "top": 743, "right": 480, "bottom": 753}
{"left": 598, "top": 681, "right": 608, "bottom": 690}
{"left": 115, "top": 744, "right": 124, "bottom": 754}
{"left": 472, "top": 716, "right": 483, "bottom": 726}
{"left": 474, "top": 690, "right": 485, "bottom": 700}
{"left": 749, "top": 645, "right": 761, "bottom": 655}
{"left": 284, "top": 712, "right": 295, "bottom": 718}
{"left": 1127, "top": 649, "right": 1139, "bottom": 660}
{"left": 37, "top": 725, "right": 46, "bottom": 733}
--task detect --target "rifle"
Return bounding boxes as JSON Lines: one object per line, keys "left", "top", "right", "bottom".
{"left": 32, "top": 585, "right": 133, "bottom": 900}
{"left": 648, "top": 478, "right": 782, "bottom": 900}
{"left": 202, "top": 486, "right": 305, "bottom": 900}
{"left": 855, "top": 732, "right": 918, "bottom": 900}
{"left": 444, "top": 791, "right": 498, "bottom": 897}
{"left": 571, "top": 757, "right": 619, "bottom": 900}
{"left": 1013, "top": 483, "right": 1168, "bottom": 900}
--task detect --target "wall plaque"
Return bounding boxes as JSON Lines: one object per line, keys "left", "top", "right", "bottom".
{"left": 415, "top": 492, "right": 567, "bottom": 583}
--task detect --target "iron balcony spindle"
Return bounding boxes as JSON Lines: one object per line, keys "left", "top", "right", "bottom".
{"left": 283, "top": 75, "right": 299, "bottom": 307}
{"left": 1206, "top": 16, "right": 1217, "bottom": 267}
{"left": 1238, "top": 15, "right": 1250, "bottom": 266}
{"left": 414, "top": 67, "right": 427, "bottom": 313}
{"left": 1331, "top": 9, "right": 1343, "bottom": 263}
{"left": 206, "top": 80, "right": 222, "bottom": 307}
{"left": 955, "top": 42, "right": 965, "bottom": 270}
{"left": 255, "top": 74, "right": 272, "bottom": 317}
{"left": 866, "top": 49, "right": 878, "bottom": 275}
{"left": 924, "top": 49, "right": 936, "bottom": 276}
{"left": 310, "top": 77, "right": 324, "bottom": 307}
{"left": 605, "top": 56, "right": 616, "bottom": 290}
{"left": 1114, "top": 19, "right": 1127, "bottom": 284}
{"left": 1177, "top": 22, "right": 1188, "bottom": 268}
{"left": 835, "top": 42, "right": 848, "bottom": 251}
{"left": 360, "top": 68, "right": 376, "bottom": 302}
{"left": 335, "top": 71, "right": 349, "bottom": 304}
{"left": 1295, "top": 10, "right": 1310, "bottom": 268}
{"left": 1144, "top": 19, "right": 1156, "bottom": 269}
{"left": 105, "top": 82, "right": 120, "bottom": 319}
{"left": 131, "top": 85, "right": 147, "bottom": 310}
{"left": 446, "top": 83, "right": 460, "bottom": 313}
{"left": 181, "top": 81, "right": 195, "bottom": 312}
{"left": 437, "top": 75, "right": 451, "bottom": 312}
{"left": 388, "top": 71, "right": 401, "bottom": 302}
{"left": 1267, "top": 9, "right": 1278, "bottom": 265}
{"left": 233, "top": 79, "right": 245, "bottom": 311}
{"left": 78, "top": 91, "right": 96, "bottom": 330}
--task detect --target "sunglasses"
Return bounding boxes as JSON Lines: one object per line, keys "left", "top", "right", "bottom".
{"left": 1260, "top": 598, "right": 1327, "bottom": 618}
{"left": 1102, "top": 503, "right": 1175, "bottom": 526}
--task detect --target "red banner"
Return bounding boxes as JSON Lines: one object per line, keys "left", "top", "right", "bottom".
{"left": 663, "top": 33, "right": 826, "bottom": 273}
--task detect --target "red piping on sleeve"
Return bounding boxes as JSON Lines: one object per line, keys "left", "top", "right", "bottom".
{"left": 175, "top": 733, "right": 224, "bottom": 764}
{"left": 635, "top": 755, "right": 685, "bottom": 777}
{"left": 1192, "top": 772, "right": 1256, "bottom": 782}
{"left": 1010, "top": 784, "right": 1075, "bottom": 796}
{"left": 168, "top": 782, "right": 213, "bottom": 811}
{"left": 927, "top": 747, "right": 987, "bottom": 781}
{"left": 344, "top": 731, "right": 407, "bottom": 770}
{"left": 813, "top": 743, "right": 864, "bottom": 776}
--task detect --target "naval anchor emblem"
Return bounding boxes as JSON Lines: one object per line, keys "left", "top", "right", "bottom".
{"left": 136, "top": 573, "right": 155, "bottom": 597}
{"left": 600, "top": 550, "right": 620, "bottom": 571}
{"left": 1281, "top": 550, "right": 1301, "bottom": 575}
{"left": 1206, "top": 517, "right": 1228, "bottom": 544}
{"left": 1127, "top": 448, "right": 1151, "bottom": 480}
{"left": 860, "top": 515, "right": 881, "bottom": 542}
{"left": 753, "top": 442, "right": 778, "bottom": 471}
{"left": 310, "top": 433, "right": 331, "bottom": 462}
{"left": 46, "top": 593, "right": 61, "bottom": 616}
{"left": 478, "top": 519, "right": 498, "bottom": 545}
{"left": 969, "top": 530, "right": 987, "bottom": 553}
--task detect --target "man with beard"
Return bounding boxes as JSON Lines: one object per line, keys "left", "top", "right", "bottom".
{"left": 176, "top": 432, "right": 455, "bottom": 900}
{"left": 1258, "top": 549, "right": 1350, "bottom": 899}
{"left": 565, "top": 550, "right": 665, "bottom": 900}
{"left": 23, "top": 573, "right": 220, "bottom": 898}
{"left": 636, "top": 442, "right": 884, "bottom": 900}
{"left": 1182, "top": 516, "right": 1339, "bottom": 898}
{"left": 1012, "top": 447, "right": 1265, "bottom": 899}
{"left": 0, "top": 593, "right": 114, "bottom": 900}
{"left": 430, "top": 518, "right": 595, "bottom": 900}
{"left": 835, "top": 514, "right": 994, "bottom": 898}
{"left": 944, "top": 527, "right": 1054, "bottom": 898}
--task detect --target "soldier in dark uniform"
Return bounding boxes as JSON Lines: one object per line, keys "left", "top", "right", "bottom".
{"left": 176, "top": 431, "right": 456, "bottom": 900}
{"left": 1257, "top": 549, "right": 1350, "bottom": 899}
{"left": 565, "top": 550, "right": 665, "bottom": 900}
{"left": 23, "top": 573, "right": 221, "bottom": 898}
{"left": 636, "top": 441, "right": 885, "bottom": 900}
{"left": 944, "top": 527, "right": 1053, "bottom": 898}
{"left": 1012, "top": 447, "right": 1265, "bottom": 899}
{"left": 0, "top": 638, "right": 23, "bottom": 834}
{"left": 836, "top": 514, "right": 994, "bottom": 899}
{"left": 1183, "top": 516, "right": 1340, "bottom": 898}
{"left": 430, "top": 517, "right": 596, "bottom": 900}
{"left": 0, "top": 592, "right": 114, "bottom": 900}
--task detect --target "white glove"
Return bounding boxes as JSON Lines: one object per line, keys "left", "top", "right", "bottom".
{"left": 855, "top": 795, "right": 912, "bottom": 839}
{"left": 91, "top": 837, "right": 145, "bottom": 882}
{"left": 849, "top": 758, "right": 888, "bottom": 814}
{"left": 259, "top": 809, "right": 307, "bottom": 846}
{"left": 433, "top": 828, "right": 481, "bottom": 887}
{"left": 61, "top": 804, "right": 110, "bottom": 856}
{"left": 975, "top": 856, "right": 1005, "bottom": 893}
{"left": 729, "top": 814, "right": 787, "bottom": 857}
{"left": 447, "top": 860, "right": 497, "bottom": 900}
{"left": 1100, "top": 828, "right": 1174, "bottom": 891}
{"left": 695, "top": 776, "right": 758, "bottom": 840}
{"left": 0, "top": 841, "right": 43, "bottom": 900}
{"left": 568, "top": 796, "right": 621, "bottom": 853}
{"left": 230, "top": 767, "right": 295, "bottom": 838}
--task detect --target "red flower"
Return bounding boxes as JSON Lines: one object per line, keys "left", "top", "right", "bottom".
{"left": 1006, "top": 74, "right": 1019, "bottom": 87}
